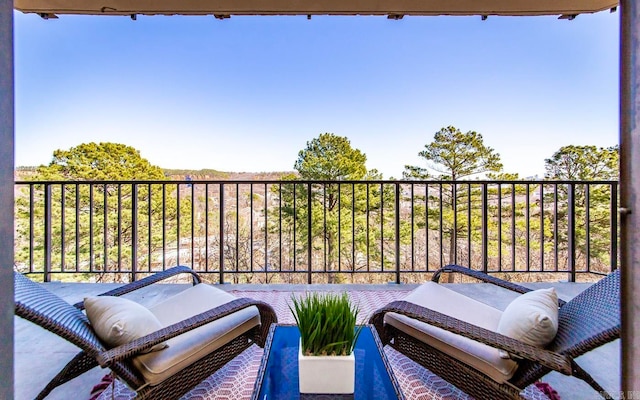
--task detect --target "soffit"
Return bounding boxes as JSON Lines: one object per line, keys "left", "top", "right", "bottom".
{"left": 14, "top": 0, "right": 618, "bottom": 18}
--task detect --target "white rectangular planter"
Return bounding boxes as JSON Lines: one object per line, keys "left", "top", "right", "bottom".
{"left": 298, "top": 342, "right": 355, "bottom": 394}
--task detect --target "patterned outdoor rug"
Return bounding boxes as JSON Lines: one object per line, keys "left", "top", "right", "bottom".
{"left": 93, "top": 290, "right": 554, "bottom": 400}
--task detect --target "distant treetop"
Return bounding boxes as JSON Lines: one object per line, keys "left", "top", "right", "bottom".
{"left": 34, "top": 142, "right": 165, "bottom": 181}
{"left": 404, "top": 126, "right": 504, "bottom": 180}
{"left": 544, "top": 145, "right": 618, "bottom": 181}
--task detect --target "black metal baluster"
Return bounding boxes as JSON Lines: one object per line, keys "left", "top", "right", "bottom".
{"left": 395, "top": 182, "right": 400, "bottom": 283}
{"left": 525, "top": 183, "right": 530, "bottom": 272}
{"left": 482, "top": 183, "right": 488, "bottom": 273}
{"left": 307, "top": 182, "right": 312, "bottom": 284}
{"left": 61, "top": 183, "right": 65, "bottom": 272}
{"left": 568, "top": 183, "right": 576, "bottom": 282}
{"left": 205, "top": 183, "right": 209, "bottom": 272}
{"left": 131, "top": 184, "right": 138, "bottom": 281}
{"left": 219, "top": 183, "right": 225, "bottom": 284}
{"left": 498, "top": 183, "right": 502, "bottom": 272}
{"left": 176, "top": 183, "right": 180, "bottom": 267}
{"left": 117, "top": 184, "right": 122, "bottom": 273}
{"left": 75, "top": 183, "right": 80, "bottom": 272}
{"left": 539, "top": 183, "right": 544, "bottom": 271}
{"left": 44, "top": 183, "right": 51, "bottom": 282}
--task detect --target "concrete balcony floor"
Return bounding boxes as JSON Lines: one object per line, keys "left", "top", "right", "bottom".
{"left": 15, "top": 280, "right": 620, "bottom": 400}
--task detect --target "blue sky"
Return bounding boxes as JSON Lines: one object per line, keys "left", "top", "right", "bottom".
{"left": 14, "top": 11, "right": 619, "bottom": 179}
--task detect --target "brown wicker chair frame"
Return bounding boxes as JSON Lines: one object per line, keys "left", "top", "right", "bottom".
{"left": 370, "top": 264, "right": 620, "bottom": 400}
{"left": 15, "top": 265, "right": 278, "bottom": 400}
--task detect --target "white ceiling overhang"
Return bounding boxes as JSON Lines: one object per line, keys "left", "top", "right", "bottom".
{"left": 14, "top": 0, "right": 618, "bottom": 18}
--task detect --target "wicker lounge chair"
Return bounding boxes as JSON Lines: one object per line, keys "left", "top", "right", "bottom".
{"left": 370, "top": 264, "right": 619, "bottom": 400}
{"left": 14, "top": 266, "right": 278, "bottom": 400}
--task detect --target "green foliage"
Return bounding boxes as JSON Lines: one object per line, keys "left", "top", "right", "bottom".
{"left": 295, "top": 133, "right": 368, "bottom": 181}
{"left": 487, "top": 172, "right": 521, "bottom": 180}
{"left": 14, "top": 143, "right": 182, "bottom": 279}
{"left": 403, "top": 127, "right": 506, "bottom": 265}
{"left": 544, "top": 145, "right": 618, "bottom": 180}
{"left": 272, "top": 134, "right": 400, "bottom": 279}
{"left": 35, "top": 142, "right": 165, "bottom": 181}
{"left": 289, "top": 292, "right": 362, "bottom": 356}
{"left": 543, "top": 145, "right": 619, "bottom": 269}
{"left": 403, "top": 126, "right": 503, "bottom": 180}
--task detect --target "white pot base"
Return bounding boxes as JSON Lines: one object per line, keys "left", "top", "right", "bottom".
{"left": 298, "top": 342, "right": 355, "bottom": 394}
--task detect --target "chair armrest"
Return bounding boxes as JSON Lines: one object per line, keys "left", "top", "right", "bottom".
{"left": 433, "top": 264, "right": 532, "bottom": 295}
{"left": 74, "top": 266, "right": 201, "bottom": 310}
{"left": 369, "top": 300, "right": 573, "bottom": 376}
{"left": 96, "top": 297, "right": 277, "bottom": 367}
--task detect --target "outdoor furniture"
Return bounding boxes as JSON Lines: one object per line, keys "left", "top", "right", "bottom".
{"left": 14, "top": 265, "right": 278, "bottom": 400}
{"left": 370, "top": 264, "right": 620, "bottom": 400}
{"left": 251, "top": 324, "right": 405, "bottom": 399}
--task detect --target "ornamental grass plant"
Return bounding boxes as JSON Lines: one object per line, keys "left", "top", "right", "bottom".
{"left": 290, "top": 292, "right": 362, "bottom": 356}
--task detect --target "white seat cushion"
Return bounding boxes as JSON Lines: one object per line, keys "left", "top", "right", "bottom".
{"left": 384, "top": 282, "right": 518, "bottom": 383}
{"left": 133, "top": 284, "right": 260, "bottom": 386}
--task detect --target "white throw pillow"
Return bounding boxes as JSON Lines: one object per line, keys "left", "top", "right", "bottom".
{"left": 84, "top": 296, "right": 168, "bottom": 352}
{"left": 496, "top": 288, "right": 559, "bottom": 359}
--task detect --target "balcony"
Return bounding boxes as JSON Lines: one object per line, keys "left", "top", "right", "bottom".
{"left": 13, "top": 179, "right": 620, "bottom": 399}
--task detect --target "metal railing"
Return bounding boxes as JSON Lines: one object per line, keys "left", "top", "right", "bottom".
{"left": 14, "top": 179, "right": 619, "bottom": 283}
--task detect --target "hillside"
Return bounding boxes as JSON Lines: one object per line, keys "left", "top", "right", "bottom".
{"left": 163, "top": 169, "right": 294, "bottom": 181}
